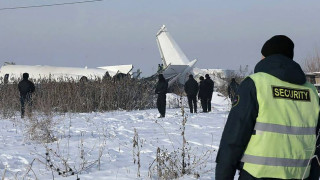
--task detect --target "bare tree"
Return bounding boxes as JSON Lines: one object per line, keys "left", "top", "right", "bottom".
{"left": 216, "top": 65, "right": 252, "bottom": 97}
{"left": 304, "top": 51, "right": 320, "bottom": 72}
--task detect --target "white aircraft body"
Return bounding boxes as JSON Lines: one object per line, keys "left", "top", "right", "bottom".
{"left": 0, "top": 64, "right": 133, "bottom": 83}
{"left": 97, "top": 65, "right": 133, "bottom": 75}
{"left": 156, "top": 25, "right": 198, "bottom": 86}
{"left": 156, "top": 25, "right": 232, "bottom": 87}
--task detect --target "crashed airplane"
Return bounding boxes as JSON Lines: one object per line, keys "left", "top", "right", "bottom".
{"left": 0, "top": 63, "right": 133, "bottom": 83}
{"left": 156, "top": 25, "right": 228, "bottom": 87}
{"left": 156, "top": 25, "right": 197, "bottom": 86}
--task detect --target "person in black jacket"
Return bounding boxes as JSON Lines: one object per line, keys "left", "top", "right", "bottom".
{"left": 215, "top": 35, "right": 320, "bottom": 179}
{"left": 184, "top": 74, "right": 199, "bottom": 113}
{"left": 227, "top": 78, "right": 239, "bottom": 103}
{"left": 155, "top": 74, "right": 168, "bottom": 118}
{"left": 198, "top": 76, "right": 207, "bottom": 112}
{"left": 204, "top": 74, "right": 214, "bottom": 112}
{"left": 18, "top": 73, "right": 35, "bottom": 118}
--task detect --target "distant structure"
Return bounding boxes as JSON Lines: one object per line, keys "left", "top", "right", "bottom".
{"left": 305, "top": 72, "right": 320, "bottom": 93}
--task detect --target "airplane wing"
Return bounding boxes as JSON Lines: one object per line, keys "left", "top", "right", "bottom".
{"left": 162, "top": 64, "right": 188, "bottom": 79}
{"left": 168, "top": 73, "right": 181, "bottom": 87}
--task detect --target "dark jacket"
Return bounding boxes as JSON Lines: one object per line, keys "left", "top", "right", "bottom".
{"left": 216, "top": 54, "right": 320, "bottom": 180}
{"left": 228, "top": 80, "right": 239, "bottom": 97}
{"left": 184, "top": 77, "right": 199, "bottom": 96}
{"left": 18, "top": 78, "right": 35, "bottom": 98}
{"left": 204, "top": 77, "right": 214, "bottom": 96}
{"left": 198, "top": 80, "right": 205, "bottom": 99}
{"left": 155, "top": 79, "right": 168, "bottom": 95}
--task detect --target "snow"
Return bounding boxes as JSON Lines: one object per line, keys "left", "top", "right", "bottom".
{"left": 0, "top": 92, "right": 232, "bottom": 179}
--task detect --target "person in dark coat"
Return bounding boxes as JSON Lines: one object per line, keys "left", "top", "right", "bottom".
{"left": 203, "top": 74, "right": 214, "bottom": 112}
{"left": 227, "top": 78, "right": 239, "bottom": 103}
{"left": 155, "top": 74, "right": 168, "bottom": 118}
{"left": 184, "top": 74, "right": 199, "bottom": 113}
{"left": 18, "top": 73, "right": 35, "bottom": 118}
{"left": 4, "top": 74, "right": 9, "bottom": 84}
{"left": 198, "top": 76, "right": 207, "bottom": 112}
{"left": 216, "top": 35, "right": 320, "bottom": 180}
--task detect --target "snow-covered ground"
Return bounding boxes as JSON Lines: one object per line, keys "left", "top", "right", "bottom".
{"left": 0, "top": 92, "right": 231, "bottom": 180}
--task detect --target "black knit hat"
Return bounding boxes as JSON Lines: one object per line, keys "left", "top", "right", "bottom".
{"left": 261, "top": 35, "right": 294, "bottom": 59}
{"left": 23, "top": 73, "right": 29, "bottom": 79}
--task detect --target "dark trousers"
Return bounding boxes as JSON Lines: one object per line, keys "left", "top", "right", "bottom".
{"left": 200, "top": 97, "right": 207, "bottom": 112}
{"left": 206, "top": 93, "right": 212, "bottom": 112}
{"left": 187, "top": 95, "right": 197, "bottom": 113}
{"left": 20, "top": 96, "right": 32, "bottom": 118}
{"left": 157, "top": 94, "right": 166, "bottom": 117}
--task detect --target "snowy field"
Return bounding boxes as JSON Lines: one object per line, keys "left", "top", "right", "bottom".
{"left": 0, "top": 92, "right": 231, "bottom": 180}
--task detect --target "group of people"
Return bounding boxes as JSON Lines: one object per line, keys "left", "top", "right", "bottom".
{"left": 155, "top": 72, "right": 239, "bottom": 116}
{"left": 185, "top": 74, "right": 214, "bottom": 113}
{"left": 184, "top": 74, "right": 239, "bottom": 114}
{"left": 155, "top": 73, "right": 215, "bottom": 117}
{"left": 157, "top": 64, "right": 164, "bottom": 73}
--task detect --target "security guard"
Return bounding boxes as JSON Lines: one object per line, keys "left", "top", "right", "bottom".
{"left": 216, "top": 35, "right": 320, "bottom": 179}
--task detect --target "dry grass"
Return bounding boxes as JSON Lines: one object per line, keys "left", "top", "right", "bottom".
{"left": 0, "top": 77, "right": 156, "bottom": 118}
{"left": 148, "top": 98, "right": 214, "bottom": 179}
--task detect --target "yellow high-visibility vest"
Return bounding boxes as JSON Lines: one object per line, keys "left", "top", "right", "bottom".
{"left": 242, "top": 72, "right": 319, "bottom": 179}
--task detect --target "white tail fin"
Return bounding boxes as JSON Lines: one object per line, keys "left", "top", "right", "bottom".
{"left": 156, "top": 25, "right": 190, "bottom": 68}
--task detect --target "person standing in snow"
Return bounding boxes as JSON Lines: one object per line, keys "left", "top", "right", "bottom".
{"left": 198, "top": 76, "right": 207, "bottom": 112}
{"left": 216, "top": 35, "right": 320, "bottom": 179}
{"left": 18, "top": 73, "right": 35, "bottom": 118}
{"left": 203, "top": 74, "right": 214, "bottom": 112}
{"left": 155, "top": 74, "right": 168, "bottom": 118}
{"left": 227, "top": 78, "right": 239, "bottom": 103}
{"left": 184, "top": 74, "right": 199, "bottom": 113}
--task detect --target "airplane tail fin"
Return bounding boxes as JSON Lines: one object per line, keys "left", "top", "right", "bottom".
{"left": 156, "top": 25, "right": 190, "bottom": 68}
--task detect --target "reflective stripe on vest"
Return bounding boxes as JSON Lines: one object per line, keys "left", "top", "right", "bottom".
{"left": 254, "top": 122, "right": 316, "bottom": 135}
{"left": 242, "top": 154, "right": 310, "bottom": 167}
{"left": 241, "top": 72, "right": 319, "bottom": 179}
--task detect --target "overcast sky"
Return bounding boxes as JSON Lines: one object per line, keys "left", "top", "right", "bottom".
{"left": 1, "top": 0, "right": 320, "bottom": 76}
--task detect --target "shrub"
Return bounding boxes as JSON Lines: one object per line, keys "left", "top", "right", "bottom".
{"left": 0, "top": 77, "right": 157, "bottom": 118}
